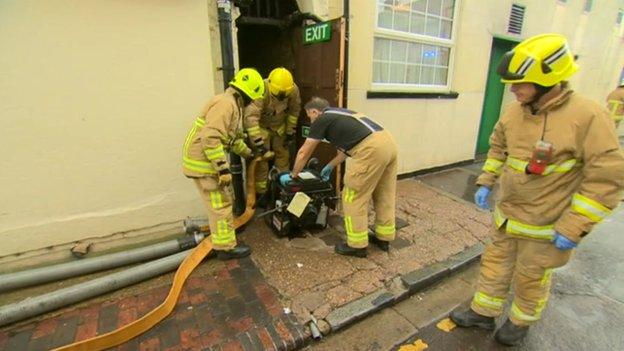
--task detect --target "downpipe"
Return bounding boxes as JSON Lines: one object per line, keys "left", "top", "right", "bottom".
{"left": 0, "top": 234, "right": 204, "bottom": 328}
{"left": 0, "top": 235, "right": 203, "bottom": 294}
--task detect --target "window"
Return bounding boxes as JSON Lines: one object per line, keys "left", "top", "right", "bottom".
{"left": 373, "top": 0, "right": 457, "bottom": 91}
{"left": 617, "top": 9, "right": 624, "bottom": 26}
{"left": 583, "top": 0, "right": 593, "bottom": 13}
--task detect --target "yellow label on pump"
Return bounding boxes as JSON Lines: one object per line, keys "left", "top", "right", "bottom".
{"left": 287, "top": 192, "right": 311, "bottom": 217}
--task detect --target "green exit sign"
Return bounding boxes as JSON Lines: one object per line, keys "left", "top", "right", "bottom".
{"left": 303, "top": 22, "right": 331, "bottom": 45}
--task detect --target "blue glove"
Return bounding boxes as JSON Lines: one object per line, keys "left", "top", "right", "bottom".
{"left": 474, "top": 186, "right": 491, "bottom": 210}
{"left": 279, "top": 173, "right": 293, "bottom": 186}
{"left": 552, "top": 232, "right": 577, "bottom": 251}
{"left": 320, "top": 165, "right": 334, "bottom": 182}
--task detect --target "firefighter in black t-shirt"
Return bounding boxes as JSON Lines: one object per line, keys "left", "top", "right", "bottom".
{"left": 288, "top": 97, "right": 398, "bottom": 257}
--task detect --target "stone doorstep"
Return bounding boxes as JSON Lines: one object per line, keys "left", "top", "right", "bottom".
{"left": 318, "top": 243, "right": 484, "bottom": 337}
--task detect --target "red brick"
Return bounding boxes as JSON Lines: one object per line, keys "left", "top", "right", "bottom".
{"left": 189, "top": 293, "right": 207, "bottom": 305}
{"left": 178, "top": 290, "right": 190, "bottom": 304}
{"left": 74, "top": 318, "right": 98, "bottom": 342}
{"left": 274, "top": 320, "right": 295, "bottom": 348}
{"left": 0, "top": 330, "right": 8, "bottom": 350}
{"left": 256, "top": 328, "right": 277, "bottom": 351}
{"left": 266, "top": 305, "right": 283, "bottom": 317}
{"left": 32, "top": 318, "right": 58, "bottom": 339}
{"left": 78, "top": 305, "right": 100, "bottom": 324}
{"left": 117, "top": 295, "right": 139, "bottom": 310}
{"left": 139, "top": 337, "right": 160, "bottom": 351}
{"left": 117, "top": 307, "right": 138, "bottom": 327}
{"left": 174, "top": 308, "right": 194, "bottom": 321}
{"left": 225, "top": 260, "right": 240, "bottom": 270}
{"left": 179, "top": 328, "right": 201, "bottom": 350}
{"left": 215, "top": 268, "right": 231, "bottom": 280}
{"left": 228, "top": 317, "right": 253, "bottom": 333}
{"left": 200, "top": 329, "right": 223, "bottom": 348}
{"left": 220, "top": 283, "right": 239, "bottom": 300}
{"left": 221, "top": 340, "right": 244, "bottom": 351}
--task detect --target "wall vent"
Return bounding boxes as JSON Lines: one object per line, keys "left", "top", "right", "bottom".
{"left": 508, "top": 4, "right": 526, "bottom": 35}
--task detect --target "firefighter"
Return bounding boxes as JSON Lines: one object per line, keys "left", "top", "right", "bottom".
{"left": 450, "top": 34, "right": 624, "bottom": 346}
{"left": 244, "top": 67, "right": 301, "bottom": 201}
{"left": 606, "top": 80, "right": 624, "bottom": 128}
{"left": 182, "top": 68, "right": 265, "bottom": 260}
{"left": 286, "top": 97, "right": 398, "bottom": 257}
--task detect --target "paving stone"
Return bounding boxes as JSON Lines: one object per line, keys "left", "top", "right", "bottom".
{"left": 50, "top": 317, "right": 79, "bottom": 349}
{"left": 401, "top": 261, "right": 451, "bottom": 293}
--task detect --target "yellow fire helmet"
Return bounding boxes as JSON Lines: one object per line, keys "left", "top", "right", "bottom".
{"left": 229, "top": 68, "right": 265, "bottom": 100}
{"left": 497, "top": 33, "right": 578, "bottom": 87}
{"left": 268, "top": 67, "right": 295, "bottom": 98}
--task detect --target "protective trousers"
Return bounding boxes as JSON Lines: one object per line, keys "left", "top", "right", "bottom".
{"left": 193, "top": 176, "right": 236, "bottom": 250}
{"left": 342, "top": 130, "right": 398, "bottom": 248}
{"left": 471, "top": 225, "right": 572, "bottom": 326}
{"left": 254, "top": 128, "right": 290, "bottom": 194}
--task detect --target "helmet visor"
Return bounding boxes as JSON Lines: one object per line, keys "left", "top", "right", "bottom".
{"left": 497, "top": 51, "right": 527, "bottom": 81}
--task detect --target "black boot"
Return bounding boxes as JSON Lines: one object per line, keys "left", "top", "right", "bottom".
{"left": 334, "top": 242, "right": 367, "bottom": 258}
{"left": 368, "top": 234, "right": 390, "bottom": 252}
{"left": 215, "top": 244, "right": 251, "bottom": 260}
{"left": 495, "top": 319, "right": 529, "bottom": 346}
{"left": 449, "top": 308, "right": 496, "bottom": 330}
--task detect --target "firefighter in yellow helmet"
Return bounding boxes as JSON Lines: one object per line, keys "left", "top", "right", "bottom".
{"left": 606, "top": 78, "right": 624, "bottom": 128}
{"left": 244, "top": 67, "right": 301, "bottom": 200}
{"left": 182, "top": 68, "right": 264, "bottom": 260}
{"left": 450, "top": 34, "right": 624, "bottom": 346}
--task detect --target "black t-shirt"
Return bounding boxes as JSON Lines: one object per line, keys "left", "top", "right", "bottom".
{"left": 307, "top": 108, "right": 372, "bottom": 153}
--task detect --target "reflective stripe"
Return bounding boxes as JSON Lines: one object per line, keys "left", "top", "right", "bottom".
{"left": 276, "top": 124, "right": 286, "bottom": 136}
{"left": 506, "top": 157, "right": 579, "bottom": 175}
{"left": 343, "top": 187, "right": 356, "bottom": 204}
{"left": 209, "top": 191, "right": 225, "bottom": 209}
{"left": 473, "top": 292, "right": 504, "bottom": 311}
{"left": 287, "top": 115, "right": 298, "bottom": 124}
{"left": 572, "top": 193, "right": 612, "bottom": 222}
{"left": 182, "top": 118, "right": 219, "bottom": 175}
{"left": 255, "top": 181, "right": 267, "bottom": 191}
{"left": 607, "top": 99, "right": 624, "bottom": 121}
{"left": 494, "top": 207, "right": 555, "bottom": 240}
{"left": 483, "top": 158, "right": 504, "bottom": 175}
{"left": 231, "top": 139, "right": 250, "bottom": 156}
{"left": 344, "top": 216, "right": 368, "bottom": 243}
{"left": 375, "top": 223, "right": 395, "bottom": 236}
{"left": 540, "top": 269, "right": 553, "bottom": 287}
{"left": 212, "top": 219, "right": 235, "bottom": 245}
{"left": 204, "top": 145, "right": 226, "bottom": 161}
{"left": 510, "top": 302, "right": 542, "bottom": 323}
{"left": 247, "top": 126, "right": 262, "bottom": 136}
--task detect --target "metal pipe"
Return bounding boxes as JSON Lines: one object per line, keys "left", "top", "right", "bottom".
{"left": 0, "top": 241, "right": 203, "bottom": 327}
{"left": 217, "top": 0, "right": 246, "bottom": 216}
{"left": 0, "top": 235, "right": 201, "bottom": 294}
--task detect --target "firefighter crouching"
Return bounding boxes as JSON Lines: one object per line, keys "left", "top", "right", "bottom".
{"left": 244, "top": 67, "right": 301, "bottom": 201}
{"left": 286, "top": 97, "right": 398, "bottom": 258}
{"left": 450, "top": 33, "right": 624, "bottom": 346}
{"left": 182, "top": 68, "right": 265, "bottom": 260}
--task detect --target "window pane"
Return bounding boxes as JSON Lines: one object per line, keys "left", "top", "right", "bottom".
{"left": 421, "top": 66, "right": 435, "bottom": 84}
{"left": 390, "top": 63, "right": 407, "bottom": 83}
{"left": 373, "top": 62, "right": 391, "bottom": 83}
{"left": 434, "top": 67, "right": 448, "bottom": 85}
{"left": 428, "top": 0, "right": 443, "bottom": 16}
{"left": 411, "top": 0, "right": 427, "bottom": 12}
{"left": 422, "top": 45, "right": 437, "bottom": 65}
{"left": 408, "top": 42, "right": 423, "bottom": 64}
{"left": 390, "top": 40, "right": 408, "bottom": 62}
{"left": 442, "top": 0, "right": 455, "bottom": 18}
{"left": 410, "top": 12, "right": 426, "bottom": 34}
{"left": 394, "top": 7, "right": 410, "bottom": 32}
{"left": 440, "top": 19, "right": 453, "bottom": 39}
{"left": 374, "top": 38, "right": 391, "bottom": 61}
{"left": 378, "top": 5, "right": 393, "bottom": 29}
{"left": 406, "top": 64, "right": 421, "bottom": 83}
{"left": 437, "top": 46, "right": 450, "bottom": 66}
{"left": 425, "top": 16, "right": 440, "bottom": 37}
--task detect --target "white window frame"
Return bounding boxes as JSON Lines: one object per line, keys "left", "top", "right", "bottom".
{"left": 371, "top": 0, "right": 460, "bottom": 93}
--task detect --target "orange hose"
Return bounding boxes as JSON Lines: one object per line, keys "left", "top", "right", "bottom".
{"left": 53, "top": 158, "right": 259, "bottom": 351}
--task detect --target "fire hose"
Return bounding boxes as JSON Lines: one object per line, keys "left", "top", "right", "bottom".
{"left": 51, "top": 158, "right": 260, "bottom": 351}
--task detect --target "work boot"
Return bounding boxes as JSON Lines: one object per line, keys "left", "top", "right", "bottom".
{"left": 334, "top": 242, "right": 367, "bottom": 258}
{"left": 215, "top": 244, "right": 251, "bottom": 260}
{"left": 449, "top": 308, "right": 496, "bottom": 330}
{"left": 495, "top": 319, "right": 529, "bottom": 346}
{"left": 368, "top": 234, "right": 390, "bottom": 252}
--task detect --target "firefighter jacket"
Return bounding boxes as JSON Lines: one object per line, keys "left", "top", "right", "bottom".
{"left": 244, "top": 80, "right": 301, "bottom": 148}
{"left": 182, "top": 87, "right": 252, "bottom": 178}
{"left": 477, "top": 84, "right": 624, "bottom": 243}
{"left": 606, "top": 86, "right": 624, "bottom": 123}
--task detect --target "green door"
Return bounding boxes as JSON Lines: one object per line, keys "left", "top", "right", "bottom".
{"left": 476, "top": 38, "right": 517, "bottom": 155}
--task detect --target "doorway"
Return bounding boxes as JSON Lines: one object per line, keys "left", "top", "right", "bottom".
{"left": 475, "top": 37, "right": 518, "bottom": 156}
